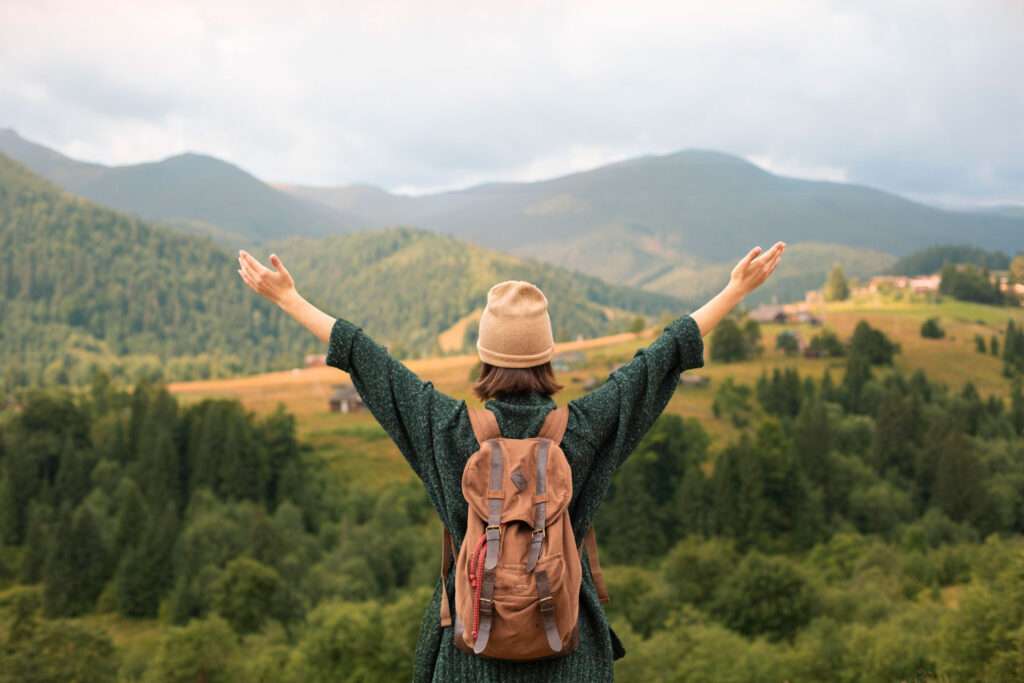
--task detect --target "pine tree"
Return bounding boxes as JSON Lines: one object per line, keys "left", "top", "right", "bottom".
{"left": 824, "top": 264, "right": 850, "bottom": 301}
{"left": 1011, "top": 377, "right": 1024, "bottom": 437}
{"left": 710, "top": 317, "right": 752, "bottom": 363}
{"left": 43, "top": 505, "right": 109, "bottom": 617}
{"left": 113, "top": 478, "right": 149, "bottom": 555}
{"left": 841, "top": 351, "right": 873, "bottom": 413}
{"left": 932, "top": 431, "right": 987, "bottom": 525}
{"left": 141, "top": 425, "right": 182, "bottom": 512}
{"left": 260, "top": 405, "right": 299, "bottom": 511}
{"left": 126, "top": 381, "right": 151, "bottom": 463}
{"left": 871, "top": 391, "right": 923, "bottom": 480}
{"left": 115, "top": 502, "right": 178, "bottom": 618}
{"left": 18, "top": 502, "right": 55, "bottom": 583}
{"left": 711, "top": 436, "right": 767, "bottom": 550}
{"left": 54, "top": 435, "right": 91, "bottom": 508}
{"left": 793, "top": 398, "right": 835, "bottom": 522}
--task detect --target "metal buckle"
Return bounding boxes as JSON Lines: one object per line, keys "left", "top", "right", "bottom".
{"left": 538, "top": 595, "right": 554, "bottom": 613}
{"left": 479, "top": 597, "right": 494, "bottom": 614}
{"left": 532, "top": 528, "right": 545, "bottom": 537}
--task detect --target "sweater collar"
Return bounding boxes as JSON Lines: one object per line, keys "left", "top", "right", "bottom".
{"left": 486, "top": 390, "right": 556, "bottom": 408}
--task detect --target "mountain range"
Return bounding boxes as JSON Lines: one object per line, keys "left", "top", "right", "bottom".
{"left": 4, "top": 127, "right": 1023, "bottom": 305}
{"left": 284, "top": 150, "right": 1023, "bottom": 300}
{"left": 0, "top": 128, "right": 360, "bottom": 242}
{"left": 0, "top": 153, "right": 681, "bottom": 388}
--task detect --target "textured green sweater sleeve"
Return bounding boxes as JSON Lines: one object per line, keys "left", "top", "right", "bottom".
{"left": 324, "top": 316, "right": 464, "bottom": 488}
{"left": 569, "top": 313, "right": 704, "bottom": 469}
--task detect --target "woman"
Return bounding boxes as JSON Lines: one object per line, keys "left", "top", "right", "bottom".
{"left": 237, "top": 240, "right": 785, "bottom": 682}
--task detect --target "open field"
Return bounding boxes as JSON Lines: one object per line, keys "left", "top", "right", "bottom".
{"left": 167, "top": 294, "right": 1024, "bottom": 488}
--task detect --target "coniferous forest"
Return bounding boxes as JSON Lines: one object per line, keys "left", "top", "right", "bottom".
{"left": 3, "top": 317, "right": 1024, "bottom": 682}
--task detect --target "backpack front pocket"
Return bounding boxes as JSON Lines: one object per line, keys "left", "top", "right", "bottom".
{"left": 480, "top": 554, "right": 578, "bottom": 660}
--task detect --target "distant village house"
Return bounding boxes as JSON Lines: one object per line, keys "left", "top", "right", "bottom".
{"left": 328, "top": 384, "right": 363, "bottom": 413}
{"left": 747, "top": 304, "right": 821, "bottom": 326}
{"left": 306, "top": 353, "right": 327, "bottom": 368}
{"left": 679, "top": 373, "right": 710, "bottom": 388}
{"left": 862, "top": 274, "right": 940, "bottom": 295}
{"left": 551, "top": 350, "right": 586, "bottom": 372}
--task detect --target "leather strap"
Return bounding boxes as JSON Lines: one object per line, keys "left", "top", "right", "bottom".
{"left": 468, "top": 407, "right": 501, "bottom": 445}
{"left": 537, "top": 406, "right": 569, "bottom": 443}
{"left": 474, "top": 438, "right": 504, "bottom": 653}
{"left": 582, "top": 527, "right": 609, "bottom": 604}
{"left": 473, "top": 569, "right": 497, "bottom": 654}
{"left": 526, "top": 439, "right": 549, "bottom": 572}
{"left": 536, "top": 569, "right": 562, "bottom": 652}
{"left": 439, "top": 527, "right": 456, "bottom": 627}
{"left": 484, "top": 439, "right": 504, "bottom": 571}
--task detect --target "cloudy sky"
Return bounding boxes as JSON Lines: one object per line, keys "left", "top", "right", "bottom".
{"left": 1, "top": 0, "right": 1021, "bottom": 204}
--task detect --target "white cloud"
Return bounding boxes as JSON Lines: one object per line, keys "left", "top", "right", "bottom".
{"left": 745, "top": 156, "right": 849, "bottom": 184}
{"left": 0, "top": 0, "right": 1021, "bottom": 202}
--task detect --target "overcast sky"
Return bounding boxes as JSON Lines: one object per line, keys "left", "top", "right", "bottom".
{"left": 1, "top": 1, "right": 1021, "bottom": 205}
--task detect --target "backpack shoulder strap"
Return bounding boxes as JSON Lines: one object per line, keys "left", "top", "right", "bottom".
{"left": 537, "top": 405, "right": 569, "bottom": 443}
{"left": 468, "top": 406, "right": 501, "bottom": 445}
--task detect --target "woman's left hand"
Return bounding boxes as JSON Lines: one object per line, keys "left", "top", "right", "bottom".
{"left": 237, "top": 250, "right": 299, "bottom": 308}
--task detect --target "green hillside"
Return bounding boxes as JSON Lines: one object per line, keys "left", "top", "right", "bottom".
{"left": 264, "top": 227, "right": 690, "bottom": 354}
{"left": 0, "top": 153, "right": 301, "bottom": 388}
{"left": 0, "top": 155, "right": 686, "bottom": 389}
{"left": 0, "top": 129, "right": 359, "bottom": 242}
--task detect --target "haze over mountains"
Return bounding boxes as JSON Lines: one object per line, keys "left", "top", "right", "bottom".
{"left": 0, "top": 128, "right": 360, "bottom": 242}
{"left": 0, "top": 153, "right": 680, "bottom": 387}
{"left": 4, "top": 127, "right": 1023, "bottom": 306}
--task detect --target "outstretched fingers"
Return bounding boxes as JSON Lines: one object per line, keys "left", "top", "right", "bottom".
{"left": 739, "top": 245, "right": 763, "bottom": 271}
{"left": 239, "top": 250, "right": 270, "bottom": 277}
{"left": 269, "top": 253, "right": 289, "bottom": 277}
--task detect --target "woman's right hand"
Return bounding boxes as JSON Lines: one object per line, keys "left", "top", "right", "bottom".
{"left": 237, "top": 250, "right": 300, "bottom": 309}
{"left": 728, "top": 241, "right": 785, "bottom": 297}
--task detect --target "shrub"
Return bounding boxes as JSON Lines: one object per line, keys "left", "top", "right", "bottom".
{"left": 710, "top": 551, "right": 821, "bottom": 641}
{"left": 921, "top": 317, "right": 945, "bottom": 339}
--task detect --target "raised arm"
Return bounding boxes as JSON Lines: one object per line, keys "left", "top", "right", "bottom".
{"left": 236, "top": 250, "right": 463, "bottom": 491}
{"left": 569, "top": 241, "right": 785, "bottom": 469}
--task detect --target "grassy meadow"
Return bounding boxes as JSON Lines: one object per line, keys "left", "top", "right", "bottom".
{"left": 167, "top": 291, "right": 1024, "bottom": 485}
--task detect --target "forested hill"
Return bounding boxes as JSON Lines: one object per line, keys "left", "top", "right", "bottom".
{"left": 0, "top": 155, "right": 686, "bottom": 389}
{"left": 263, "top": 227, "right": 689, "bottom": 356}
{"left": 0, "top": 153, "right": 296, "bottom": 387}
{"left": 0, "top": 128, "right": 360, "bottom": 242}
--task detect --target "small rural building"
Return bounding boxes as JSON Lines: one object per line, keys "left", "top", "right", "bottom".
{"left": 791, "top": 311, "right": 821, "bottom": 326}
{"left": 679, "top": 373, "right": 710, "bottom": 388}
{"left": 909, "top": 275, "right": 941, "bottom": 293}
{"left": 552, "top": 350, "right": 586, "bottom": 372}
{"left": 866, "top": 275, "right": 910, "bottom": 293}
{"left": 582, "top": 376, "right": 603, "bottom": 391}
{"left": 305, "top": 353, "right": 327, "bottom": 368}
{"left": 328, "top": 385, "right": 363, "bottom": 413}
{"left": 749, "top": 304, "right": 788, "bottom": 324}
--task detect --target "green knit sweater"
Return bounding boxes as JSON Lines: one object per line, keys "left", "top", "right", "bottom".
{"left": 325, "top": 313, "right": 705, "bottom": 682}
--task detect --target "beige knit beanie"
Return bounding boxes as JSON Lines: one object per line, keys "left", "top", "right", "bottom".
{"left": 476, "top": 280, "right": 555, "bottom": 368}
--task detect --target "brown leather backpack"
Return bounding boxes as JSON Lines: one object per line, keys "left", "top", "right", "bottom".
{"left": 439, "top": 405, "right": 609, "bottom": 661}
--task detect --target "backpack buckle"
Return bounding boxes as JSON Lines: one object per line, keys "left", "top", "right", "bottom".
{"left": 538, "top": 595, "right": 554, "bottom": 614}
{"left": 531, "top": 528, "right": 545, "bottom": 537}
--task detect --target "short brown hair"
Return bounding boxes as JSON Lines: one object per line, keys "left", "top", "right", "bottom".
{"left": 472, "top": 361, "right": 564, "bottom": 401}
